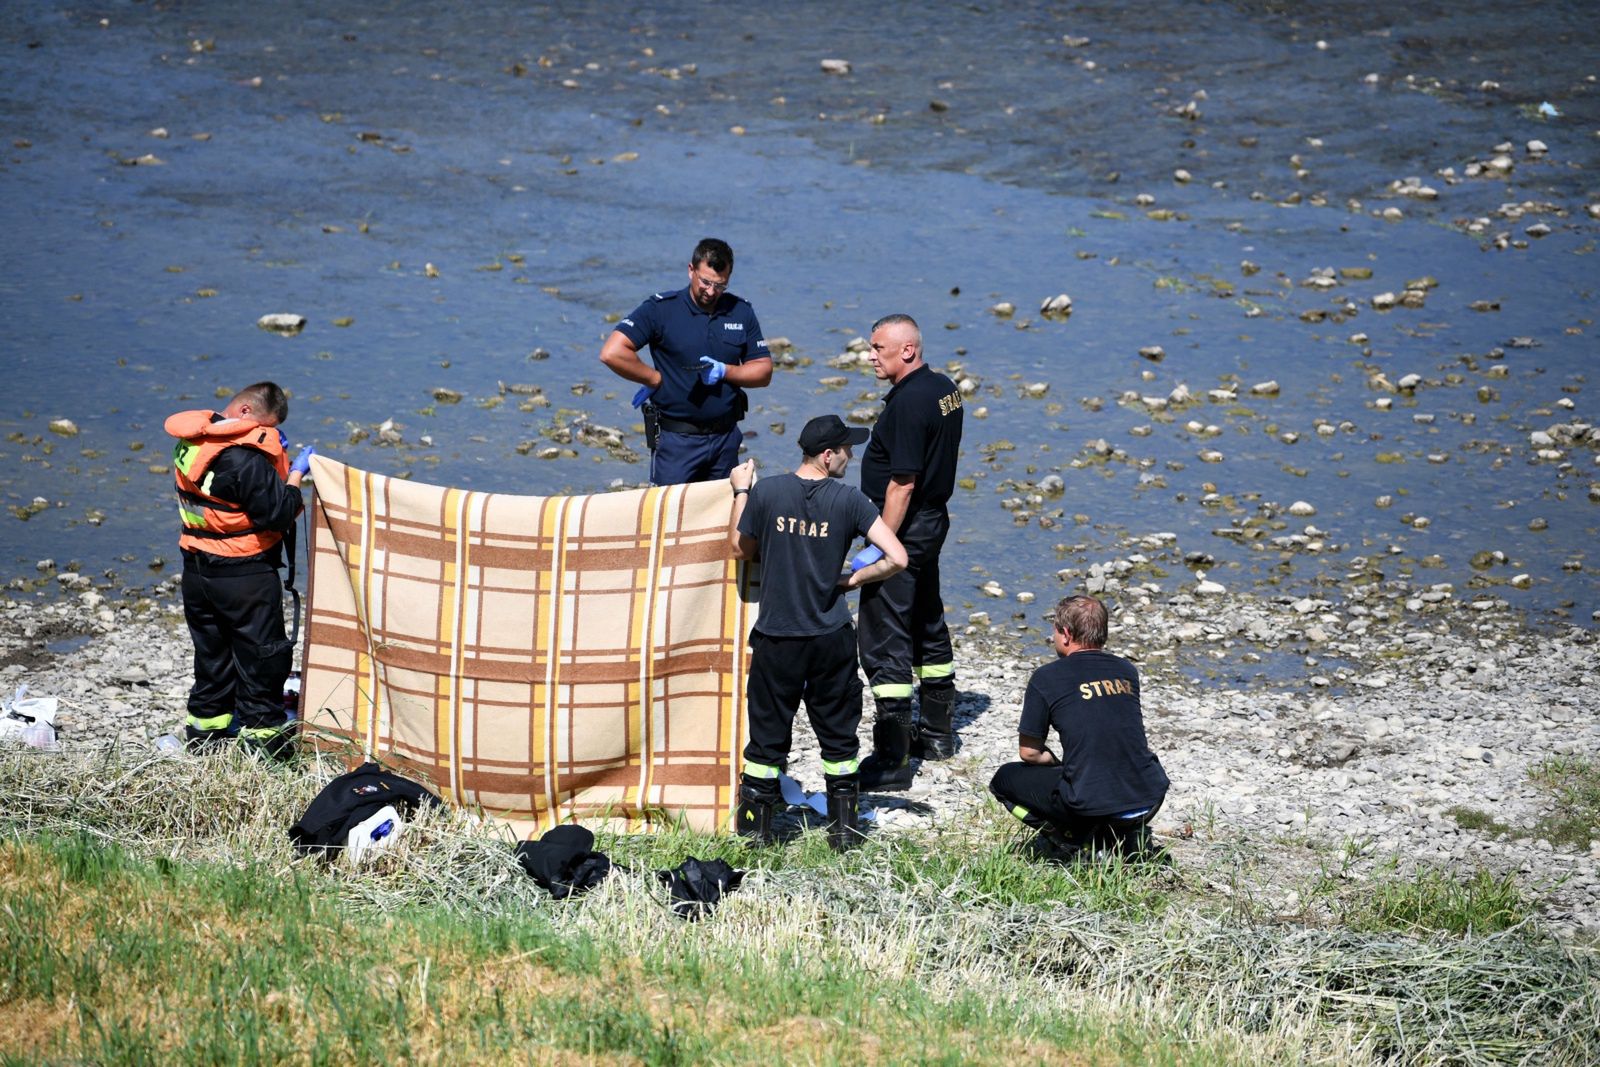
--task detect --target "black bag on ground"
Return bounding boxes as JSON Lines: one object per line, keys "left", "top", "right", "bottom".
{"left": 514, "top": 825, "right": 613, "bottom": 900}
{"left": 656, "top": 857, "right": 745, "bottom": 921}
{"left": 288, "top": 761, "right": 443, "bottom": 856}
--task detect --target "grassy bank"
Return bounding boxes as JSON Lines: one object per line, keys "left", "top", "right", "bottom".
{"left": 2, "top": 747, "right": 1597, "bottom": 1065}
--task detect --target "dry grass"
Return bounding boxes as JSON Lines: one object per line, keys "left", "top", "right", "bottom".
{"left": 2, "top": 744, "right": 1597, "bottom": 1065}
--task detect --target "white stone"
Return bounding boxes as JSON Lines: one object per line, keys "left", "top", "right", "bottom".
{"left": 1040, "top": 294, "right": 1073, "bottom": 318}
{"left": 256, "top": 313, "right": 306, "bottom": 334}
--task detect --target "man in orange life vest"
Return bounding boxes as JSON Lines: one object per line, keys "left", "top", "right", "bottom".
{"left": 165, "top": 381, "right": 314, "bottom": 756}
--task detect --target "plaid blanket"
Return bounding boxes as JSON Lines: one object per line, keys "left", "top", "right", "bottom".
{"left": 299, "top": 456, "right": 755, "bottom": 837}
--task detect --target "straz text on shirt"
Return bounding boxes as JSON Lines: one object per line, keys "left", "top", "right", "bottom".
{"left": 774, "top": 516, "right": 831, "bottom": 538}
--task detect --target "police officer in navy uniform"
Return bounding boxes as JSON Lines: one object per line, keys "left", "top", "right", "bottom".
{"left": 165, "top": 381, "right": 314, "bottom": 757}
{"left": 989, "top": 595, "right": 1169, "bottom": 863}
{"left": 726, "top": 415, "right": 908, "bottom": 851}
{"left": 855, "top": 314, "right": 965, "bottom": 791}
{"left": 600, "top": 237, "right": 772, "bottom": 485}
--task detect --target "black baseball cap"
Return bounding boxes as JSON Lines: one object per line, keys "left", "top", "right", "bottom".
{"left": 798, "top": 414, "right": 870, "bottom": 455}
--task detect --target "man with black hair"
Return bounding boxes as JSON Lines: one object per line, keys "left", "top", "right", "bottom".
{"left": 989, "top": 595, "right": 1170, "bottom": 862}
{"left": 600, "top": 237, "right": 772, "bottom": 485}
{"left": 165, "top": 381, "right": 313, "bottom": 757}
{"left": 727, "top": 415, "right": 907, "bottom": 851}
{"left": 855, "top": 313, "right": 965, "bottom": 791}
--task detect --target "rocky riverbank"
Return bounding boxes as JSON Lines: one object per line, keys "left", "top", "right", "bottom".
{"left": 4, "top": 563, "right": 1597, "bottom": 940}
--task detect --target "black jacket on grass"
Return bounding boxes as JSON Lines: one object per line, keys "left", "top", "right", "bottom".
{"left": 289, "top": 762, "right": 443, "bottom": 855}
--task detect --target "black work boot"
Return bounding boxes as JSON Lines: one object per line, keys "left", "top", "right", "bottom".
{"left": 238, "top": 722, "right": 297, "bottom": 763}
{"left": 734, "top": 776, "right": 780, "bottom": 846}
{"left": 857, "top": 710, "right": 914, "bottom": 792}
{"left": 912, "top": 684, "right": 958, "bottom": 761}
{"left": 184, "top": 722, "right": 235, "bottom": 754}
{"left": 824, "top": 775, "right": 863, "bottom": 853}
{"left": 1023, "top": 827, "right": 1085, "bottom": 866}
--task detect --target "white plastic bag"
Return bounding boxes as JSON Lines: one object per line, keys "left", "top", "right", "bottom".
{"left": 345, "top": 805, "right": 403, "bottom": 866}
{"left": 1, "top": 684, "right": 60, "bottom": 748}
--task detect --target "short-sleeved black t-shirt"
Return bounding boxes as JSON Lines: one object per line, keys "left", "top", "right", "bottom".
{"left": 614, "top": 287, "right": 768, "bottom": 422}
{"left": 1018, "top": 649, "right": 1169, "bottom": 817}
{"left": 860, "top": 364, "right": 964, "bottom": 514}
{"left": 737, "top": 473, "right": 880, "bottom": 637}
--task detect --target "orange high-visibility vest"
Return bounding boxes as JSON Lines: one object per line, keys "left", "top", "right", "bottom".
{"left": 165, "top": 410, "right": 290, "bottom": 557}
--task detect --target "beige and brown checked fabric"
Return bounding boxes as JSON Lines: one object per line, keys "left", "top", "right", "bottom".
{"left": 299, "top": 455, "right": 756, "bottom": 837}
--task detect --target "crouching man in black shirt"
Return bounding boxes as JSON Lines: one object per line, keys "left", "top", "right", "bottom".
{"left": 990, "top": 595, "right": 1170, "bottom": 863}
{"left": 728, "top": 415, "right": 908, "bottom": 851}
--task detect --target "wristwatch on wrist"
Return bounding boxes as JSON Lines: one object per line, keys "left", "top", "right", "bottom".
{"left": 732, "top": 487, "right": 749, "bottom": 496}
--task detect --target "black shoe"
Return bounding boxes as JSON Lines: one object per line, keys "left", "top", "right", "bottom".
{"left": 858, "top": 716, "right": 914, "bottom": 792}
{"left": 824, "top": 776, "right": 863, "bottom": 853}
{"left": 734, "top": 778, "right": 779, "bottom": 846}
{"left": 183, "top": 725, "right": 235, "bottom": 754}
{"left": 238, "top": 724, "right": 297, "bottom": 762}
{"left": 1116, "top": 827, "right": 1171, "bottom": 865}
{"left": 912, "top": 685, "right": 958, "bottom": 760}
{"left": 1021, "top": 829, "right": 1087, "bottom": 866}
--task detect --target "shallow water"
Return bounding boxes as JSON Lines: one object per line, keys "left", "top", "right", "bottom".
{"left": 3, "top": 1, "right": 1596, "bottom": 655}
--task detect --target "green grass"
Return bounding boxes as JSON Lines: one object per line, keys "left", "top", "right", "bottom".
{"left": 1448, "top": 755, "right": 1600, "bottom": 850}
{"left": 0, "top": 833, "right": 1178, "bottom": 1066}
{"left": 1529, "top": 756, "right": 1600, "bottom": 849}
{"left": 2, "top": 748, "right": 1598, "bottom": 1065}
{"left": 1341, "top": 863, "right": 1531, "bottom": 936}
{"left": 1447, "top": 804, "right": 1515, "bottom": 836}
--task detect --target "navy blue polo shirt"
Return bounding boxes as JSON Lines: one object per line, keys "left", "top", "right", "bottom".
{"left": 615, "top": 287, "right": 768, "bottom": 422}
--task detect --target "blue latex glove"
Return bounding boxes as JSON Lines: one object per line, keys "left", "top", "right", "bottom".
{"left": 849, "top": 545, "right": 885, "bottom": 572}
{"left": 291, "top": 445, "right": 315, "bottom": 476}
{"left": 697, "top": 356, "right": 727, "bottom": 385}
{"left": 276, "top": 428, "right": 289, "bottom": 450}
{"left": 631, "top": 384, "right": 655, "bottom": 408}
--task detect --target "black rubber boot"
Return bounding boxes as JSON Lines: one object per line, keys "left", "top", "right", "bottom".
{"left": 734, "top": 776, "right": 780, "bottom": 846}
{"left": 912, "top": 683, "right": 958, "bottom": 761}
{"left": 238, "top": 722, "right": 297, "bottom": 763}
{"left": 184, "top": 721, "right": 235, "bottom": 754}
{"left": 824, "top": 775, "right": 863, "bottom": 853}
{"left": 1023, "top": 826, "right": 1086, "bottom": 866}
{"left": 857, "top": 706, "right": 914, "bottom": 792}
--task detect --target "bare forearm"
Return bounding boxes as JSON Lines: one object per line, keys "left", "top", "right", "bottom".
{"left": 1018, "top": 739, "right": 1059, "bottom": 766}
{"left": 599, "top": 333, "right": 661, "bottom": 388}
{"left": 720, "top": 359, "right": 772, "bottom": 388}
{"left": 881, "top": 476, "right": 915, "bottom": 534}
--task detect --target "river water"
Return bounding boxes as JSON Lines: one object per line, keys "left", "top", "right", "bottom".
{"left": 3, "top": 1, "right": 1597, "bottom": 661}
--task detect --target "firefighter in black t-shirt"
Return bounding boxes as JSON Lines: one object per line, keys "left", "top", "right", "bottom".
{"left": 727, "top": 415, "right": 908, "bottom": 850}
{"left": 855, "top": 314, "right": 965, "bottom": 792}
{"left": 990, "top": 595, "right": 1170, "bottom": 862}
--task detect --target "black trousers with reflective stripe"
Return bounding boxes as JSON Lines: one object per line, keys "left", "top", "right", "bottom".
{"left": 743, "top": 624, "right": 862, "bottom": 770}
{"left": 182, "top": 557, "right": 292, "bottom": 733}
{"left": 990, "top": 762, "right": 1162, "bottom": 843}
{"left": 857, "top": 508, "right": 954, "bottom": 696}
